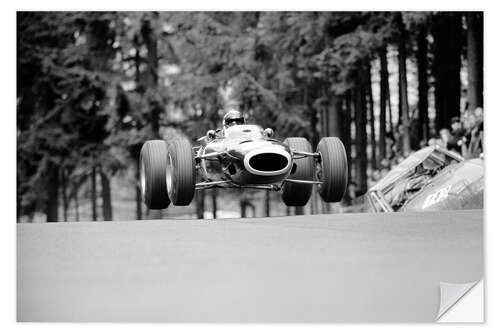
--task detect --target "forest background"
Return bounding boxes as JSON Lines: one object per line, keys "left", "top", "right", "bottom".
{"left": 16, "top": 11, "right": 483, "bottom": 222}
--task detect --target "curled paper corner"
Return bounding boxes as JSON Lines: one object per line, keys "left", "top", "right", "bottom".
{"left": 437, "top": 279, "right": 483, "bottom": 322}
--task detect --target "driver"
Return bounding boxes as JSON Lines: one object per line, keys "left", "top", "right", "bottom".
{"left": 222, "top": 110, "right": 246, "bottom": 128}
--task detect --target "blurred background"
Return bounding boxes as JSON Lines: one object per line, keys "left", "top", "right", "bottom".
{"left": 16, "top": 11, "right": 483, "bottom": 222}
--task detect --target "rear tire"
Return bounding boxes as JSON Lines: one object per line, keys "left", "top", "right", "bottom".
{"left": 281, "top": 137, "right": 315, "bottom": 206}
{"left": 316, "top": 137, "right": 348, "bottom": 202}
{"left": 140, "top": 140, "right": 171, "bottom": 210}
{"left": 166, "top": 139, "right": 196, "bottom": 206}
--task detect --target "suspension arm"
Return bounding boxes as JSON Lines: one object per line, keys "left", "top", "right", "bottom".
{"left": 194, "top": 151, "right": 225, "bottom": 163}
{"left": 292, "top": 150, "right": 320, "bottom": 158}
{"left": 195, "top": 181, "right": 281, "bottom": 191}
{"left": 195, "top": 180, "right": 232, "bottom": 189}
{"left": 283, "top": 179, "right": 322, "bottom": 185}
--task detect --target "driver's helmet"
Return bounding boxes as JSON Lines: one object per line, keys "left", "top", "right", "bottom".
{"left": 222, "top": 110, "right": 245, "bottom": 128}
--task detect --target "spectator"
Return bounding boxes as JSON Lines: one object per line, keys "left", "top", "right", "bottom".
{"left": 429, "top": 135, "right": 445, "bottom": 149}
{"left": 474, "top": 107, "right": 483, "bottom": 124}
{"left": 451, "top": 116, "right": 466, "bottom": 138}
{"left": 427, "top": 137, "right": 438, "bottom": 147}
{"left": 468, "top": 107, "right": 483, "bottom": 158}
{"left": 369, "top": 169, "right": 381, "bottom": 188}
{"left": 440, "top": 127, "right": 460, "bottom": 154}
{"left": 380, "top": 158, "right": 391, "bottom": 171}
{"left": 448, "top": 116, "right": 466, "bottom": 155}
{"left": 460, "top": 109, "right": 483, "bottom": 158}
{"left": 344, "top": 182, "right": 358, "bottom": 206}
{"left": 439, "top": 128, "right": 451, "bottom": 146}
{"left": 385, "top": 131, "right": 396, "bottom": 162}
{"left": 380, "top": 166, "right": 390, "bottom": 178}
{"left": 394, "top": 124, "right": 405, "bottom": 157}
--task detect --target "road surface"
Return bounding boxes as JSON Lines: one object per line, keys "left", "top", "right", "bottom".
{"left": 17, "top": 210, "right": 483, "bottom": 322}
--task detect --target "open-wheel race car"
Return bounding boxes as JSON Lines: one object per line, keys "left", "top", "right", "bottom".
{"left": 139, "top": 122, "right": 348, "bottom": 210}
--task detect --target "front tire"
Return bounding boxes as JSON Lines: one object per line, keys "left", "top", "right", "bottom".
{"left": 140, "top": 140, "right": 171, "bottom": 210}
{"left": 316, "top": 137, "right": 348, "bottom": 202}
{"left": 166, "top": 139, "right": 196, "bottom": 206}
{"left": 281, "top": 137, "right": 315, "bottom": 206}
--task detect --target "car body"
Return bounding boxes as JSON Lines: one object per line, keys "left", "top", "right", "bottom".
{"left": 366, "top": 146, "right": 484, "bottom": 212}
{"left": 197, "top": 124, "right": 295, "bottom": 187}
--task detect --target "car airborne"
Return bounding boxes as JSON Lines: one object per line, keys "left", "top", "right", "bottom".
{"left": 366, "top": 146, "right": 484, "bottom": 213}
{"left": 139, "top": 121, "right": 348, "bottom": 210}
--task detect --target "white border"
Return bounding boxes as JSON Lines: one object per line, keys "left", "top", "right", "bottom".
{"left": 3, "top": 1, "right": 498, "bottom": 332}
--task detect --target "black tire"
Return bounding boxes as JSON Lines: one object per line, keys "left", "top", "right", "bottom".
{"left": 140, "top": 140, "right": 171, "bottom": 210}
{"left": 316, "top": 137, "right": 348, "bottom": 202}
{"left": 166, "top": 139, "right": 196, "bottom": 206}
{"left": 281, "top": 137, "right": 315, "bottom": 206}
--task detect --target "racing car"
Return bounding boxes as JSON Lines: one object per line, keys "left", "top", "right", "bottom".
{"left": 366, "top": 146, "right": 484, "bottom": 212}
{"left": 139, "top": 111, "right": 348, "bottom": 210}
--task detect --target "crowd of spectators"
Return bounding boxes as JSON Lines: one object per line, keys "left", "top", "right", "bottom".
{"left": 366, "top": 107, "right": 484, "bottom": 189}
{"left": 344, "top": 107, "right": 484, "bottom": 205}
{"left": 389, "top": 107, "right": 484, "bottom": 164}
{"left": 437, "top": 107, "right": 484, "bottom": 159}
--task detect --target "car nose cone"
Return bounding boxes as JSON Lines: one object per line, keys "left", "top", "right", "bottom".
{"left": 243, "top": 147, "right": 292, "bottom": 176}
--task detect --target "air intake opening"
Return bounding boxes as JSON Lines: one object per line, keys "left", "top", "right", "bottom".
{"left": 249, "top": 153, "right": 289, "bottom": 172}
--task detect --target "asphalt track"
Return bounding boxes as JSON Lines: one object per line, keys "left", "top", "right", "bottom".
{"left": 17, "top": 210, "right": 483, "bottom": 322}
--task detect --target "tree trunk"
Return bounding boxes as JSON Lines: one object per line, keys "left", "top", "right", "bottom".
{"left": 211, "top": 188, "right": 217, "bottom": 219}
{"left": 295, "top": 206, "right": 304, "bottom": 215}
{"left": 304, "top": 85, "right": 320, "bottom": 149}
{"left": 397, "top": 13, "right": 411, "bottom": 156}
{"left": 45, "top": 163, "right": 59, "bottom": 222}
{"left": 240, "top": 201, "right": 246, "bottom": 218}
{"left": 195, "top": 190, "right": 205, "bottom": 219}
{"left": 387, "top": 85, "right": 394, "bottom": 133}
{"left": 379, "top": 47, "right": 389, "bottom": 162}
{"left": 100, "top": 169, "right": 113, "bottom": 221}
{"left": 467, "top": 12, "right": 483, "bottom": 110}
{"left": 365, "top": 61, "right": 377, "bottom": 170}
{"left": 342, "top": 91, "right": 353, "bottom": 186}
{"left": 141, "top": 14, "right": 161, "bottom": 139}
{"left": 432, "top": 12, "right": 462, "bottom": 129}
{"left": 355, "top": 69, "right": 368, "bottom": 194}
{"left": 61, "top": 167, "right": 68, "bottom": 222}
{"left": 67, "top": 176, "right": 84, "bottom": 222}
{"left": 74, "top": 186, "right": 79, "bottom": 222}
{"left": 240, "top": 189, "right": 247, "bottom": 218}
{"left": 417, "top": 27, "right": 429, "bottom": 144}
{"left": 264, "top": 191, "right": 270, "bottom": 217}
{"left": 328, "top": 95, "right": 342, "bottom": 138}
{"left": 321, "top": 89, "right": 329, "bottom": 138}
{"left": 91, "top": 166, "right": 97, "bottom": 221}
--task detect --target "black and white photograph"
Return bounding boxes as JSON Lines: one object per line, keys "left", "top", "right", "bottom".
{"left": 11, "top": 6, "right": 491, "bottom": 325}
